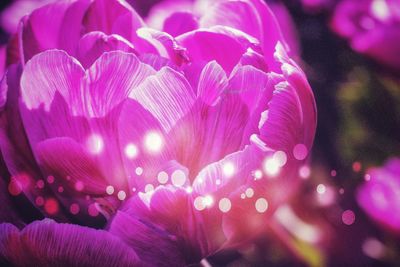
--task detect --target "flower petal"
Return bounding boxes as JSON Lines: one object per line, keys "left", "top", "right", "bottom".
{"left": 169, "top": 95, "right": 249, "bottom": 177}
{"left": 163, "top": 12, "right": 199, "bottom": 37}
{"left": 0, "top": 219, "right": 141, "bottom": 266}
{"left": 177, "top": 30, "right": 247, "bottom": 73}
{"left": 20, "top": 0, "right": 91, "bottom": 62}
{"left": 35, "top": 137, "right": 107, "bottom": 195}
{"left": 0, "top": 64, "right": 59, "bottom": 216}
{"left": 83, "top": 0, "right": 144, "bottom": 40}
{"left": 130, "top": 66, "right": 195, "bottom": 133}
{"left": 117, "top": 99, "right": 171, "bottom": 190}
{"left": 109, "top": 211, "right": 187, "bottom": 266}
{"left": 19, "top": 50, "right": 155, "bottom": 190}
{"left": 197, "top": 61, "right": 228, "bottom": 106}
{"left": 200, "top": 0, "right": 262, "bottom": 41}
{"left": 77, "top": 31, "right": 136, "bottom": 69}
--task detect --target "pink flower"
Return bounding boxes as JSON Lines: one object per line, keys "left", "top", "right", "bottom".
{"left": 0, "top": 0, "right": 316, "bottom": 265}
{"left": 300, "top": 0, "right": 336, "bottom": 13}
{"left": 357, "top": 158, "right": 400, "bottom": 234}
{"left": 331, "top": 0, "right": 400, "bottom": 71}
{"left": 0, "top": 0, "right": 55, "bottom": 34}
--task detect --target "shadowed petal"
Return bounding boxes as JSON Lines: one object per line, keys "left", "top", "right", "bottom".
{"left": 163, "top": 12, "right": 198, "bottom": 37}
{"left": 77, "top": 31, "right": 136, "bottom": 69}
{"left": 83, "top": 0, "right": 144, "bottom": 40}
{"left": 109, "top": 211, "right": 187, "bottom": 266}
{"left": 20, "top": 0, "right": 91, "bottom": 62}
{"left": 0, "top": 219, "right": 141, "bottom": 266}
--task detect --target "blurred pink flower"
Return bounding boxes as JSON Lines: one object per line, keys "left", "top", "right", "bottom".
{"left": 300, "top": 0, "right": 336, "bottom": 13}
{"left": 331, "top": 0, "right": 400, "bottom": 71}
{"left": 0, "top": 0, "right": 54, "bottom": 34}
{"left": 0, "top": 0, "right": 316, "bottom": 265}
{"left": 357, "top": 158, "right": 400, "bottom": 234}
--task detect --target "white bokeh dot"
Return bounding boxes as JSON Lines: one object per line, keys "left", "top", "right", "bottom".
{"left": 157, "top": 171, "right": 169, "bottom": 184}
{"left": 125, "top": 143, "right": 138, "bottom": 159}
{"left": 86, "top": 134, "right": 104, "bottom": 154}
{"left": 135, "top": 167, "right": 143, "bottom": 176}
{"left": 218, "top": 198, "right": 232, "bottom": 213}
{"left": 245, "top": 188, "right": 254, "bottom": 198}
{"left": 144, "top": 131, "right": 163, "bottom": 153}
{"left": 171, "top": 170, "right": 186, "bottom": 187}
{"left": 117, "top": 190, "right": 126, "bottom": 201}
{"left": 255, "top": 198, "right": 269, "bottom": 213}
{"left": 106, "top": 185, "right": 114, "bottom": 195}
{"left": 222, "top": 162, "right": 235, "bottom": 177}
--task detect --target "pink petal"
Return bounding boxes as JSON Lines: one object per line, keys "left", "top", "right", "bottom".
{"left": 0, "top": 46, "right": 5, "bottom": 79}
{"left": 138, "top": 54, "right": 176, "bottom": 71}
{"left": 130, "top": 67, "right": 195, "bottom": 133}
{"left": 177, "top": 30, "right": 247, "bottom": 73}
{"left": 228, "top": 64, "right": 269, "bottom": 114}
{"left": 117, "top": 99, "right": 171, "bottom": 190}
{"left": 35, "top": 137, "right": 107, "bottom": 195}
{"left": 136, "top": 28, "right": 189, "bottom": 65}
{"left": 247, "top": 0, "right": 288, "bottom": 71}
{"left": 20, "top": 0, "right": 91, "bottom": 62}
{"left": 192, "top": 144, "right": 265, "bottom": 195}
{"left": 200, "top": 0, "right": 262, "bottom": 41}
{"left": 77, "top": 31, "right": 136, "bottom": 69}
{"left": 19, "top": 50, "right": 154, "bottom": 189}
{"left": 83, "top": 0, "right": 144, "bottom": 40}
{"left": 238, "top": 48, "right": 268, "bottom": 72}
{"left": 0, "top": 64, "right": 55, "bottom": 213}
{"left": 169, "top": 95, "right": 249, "bottom": 177}
{"left": 163, "top": 12, "right": 199, "bottom": 37}
{"left": 0, "top": 219, "right": 141, "bottom": 266}
{"left": 145, "top": 0, "right": 193, "bottom": 30}
{"left": 197, "top": 61, "right": 228, "bottom": 105}
{"left": 109, "top": 211, "right": 187, "bottom": 266}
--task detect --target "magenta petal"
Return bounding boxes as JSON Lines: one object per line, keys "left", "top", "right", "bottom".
{"left": 136, "top": 28, "right": 188, "bottom": 65}
{"left": 130, "top": 67, "right": 195, "bottom": 133}
{"left": 77, "top": 31, "right": 136, "bottom": 69}
{"left": 138, "top": 54, "right": 176, "bottom": 71}
{"left": 109, "top": 211, "right": 187, "bottom": 266}
{"left": 169, "top": 95, "right": 249, "bottom": 176}
{"left": 19, "top": 50, "right": 154, "bottom": 189}
{"left": 35, "top": 137, "right": 107, "bottom": 195}
{"left": 197, "top": 61, "right": 228, "bottom": 106}
{"left": 228, "top": 64, "right": 269, "bottom": 114}
{"left": 200, "top": 0, "right": 262, "bottom": 41}
{"left": 254, "top": 43, "right": 316, "bottom": 153}
{"left": 193, "top": 144, "right": 265, "bottom": 195}
{"left": 247, "top": 0, "right": 288, "bottom": 71}
{"left": 21, "top": 0, "right": 91, "bottom": 62}
{"left": 0, "top": 46, "right": 5, "bottom": 79}
{"left": 83, "top": 0, "right": 144, "bottom": 40}
{"left": 177, "top": 30, "right": 246, "bottom": 73}
{"left": 0, "top": 64, "right": 50, "bottom": 209}
{"left": 163, "top": 12, "right": 198, "bottom": 37}
{"left": 0, "top": 220, "right": 141, "bottom": 266}
{"left": 117, "top": 99, "right": 171, "bottom": 190}
{"left": 275, "top": 43, "right": 317, "bottom": 150}
{"left": 238, "top": 48, "right": 268, "bottom": 72}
